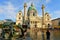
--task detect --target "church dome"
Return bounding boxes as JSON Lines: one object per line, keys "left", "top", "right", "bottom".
{"left": 28, "top": 3, "right": 37, "bottom": 12}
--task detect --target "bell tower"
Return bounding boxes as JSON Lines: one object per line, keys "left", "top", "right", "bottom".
{"left": 16, "top": 11, "right": 22, "bottom": 25}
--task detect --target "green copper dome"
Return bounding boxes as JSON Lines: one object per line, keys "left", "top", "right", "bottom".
{"left": 28, "top": 3, "right": 37, "bottom": 12}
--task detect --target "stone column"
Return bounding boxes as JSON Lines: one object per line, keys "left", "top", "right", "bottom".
{"left": 24, "top": 3, "right": 27, "bottom": 24}
{"left": 41, "top": 4, "right": 45, "bottom": 28}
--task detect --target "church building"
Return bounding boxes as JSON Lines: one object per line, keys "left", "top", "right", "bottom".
{"left": 16, "top": 3, "right": 52, "bottom": 28}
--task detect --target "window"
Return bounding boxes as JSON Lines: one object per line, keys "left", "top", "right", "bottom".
{"left": 33, "top": 12, "right": 35, "bottom": 16}
{"left": 18, "top": 23, "right": 20, "bottom": 25}
{"left": 19, "top": 13, "right": 21, "bottom": 15}
{"left": 47, "top": 15, "right": 49, "bottom": 16}
{"left": 19, "top": 17, "right": 21, "bottom": 19}
{"left": 58, "top": 21, "right": 60, "bottom": 26}
{"left": 48, "top": 24, "right": 50, "bottom": 27}
{"left": 48, "top": 19, "right": 49, "bottom": 20}
{"left": 31, "top": 21, "right": 32, "bottom": 24}
{"left": 28, "top": 22, "right": 29, "bottom": 24}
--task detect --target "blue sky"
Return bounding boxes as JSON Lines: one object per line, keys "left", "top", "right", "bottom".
{"left": 0, "top": 0, "right": 60, "bottom": 21}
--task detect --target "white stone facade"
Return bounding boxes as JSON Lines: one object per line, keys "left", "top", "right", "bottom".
{"left": 16, "top": 3, "right": 52, "bottom": 28}
{"left": 16, "top": 11, "right": 23, "bottom": 25}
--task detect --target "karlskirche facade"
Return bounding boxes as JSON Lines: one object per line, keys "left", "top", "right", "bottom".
{"left": 16, "top": 3, "right": 52, "bottom": 28}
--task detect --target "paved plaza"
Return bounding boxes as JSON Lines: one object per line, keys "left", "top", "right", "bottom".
{"left": 0, "top": 30, "right": 60, "bottom": 40}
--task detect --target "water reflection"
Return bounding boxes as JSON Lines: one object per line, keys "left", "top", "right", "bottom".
{"left": 46, "top": 30, "right": 50, "bottom": 40}
{"left": 41, "top": 31, "right": 45, "bottom": 40}
{"left": 1, "top": 29, "right": 60, "bottom": 40}
{"left": 29, "top": 29, "right": 60, "bottom": 40}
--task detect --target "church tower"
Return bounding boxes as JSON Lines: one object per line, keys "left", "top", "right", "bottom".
{"left": 16, "top": 11, "right": 23, "bottom": 25}
{"left": 44, "top": 12, "right": 52, "bottom": 28}
{"left": 24, "top": 3, "right": 27, "bottom": 24}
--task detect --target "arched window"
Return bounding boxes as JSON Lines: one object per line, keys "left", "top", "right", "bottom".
{"left": 33, "top": 12, "right": 35, "bottom": 16}
{"left": 19, "top": 17, "right": 21, "bottom": 19}
{"left": 48, "top": 24, "right": 50, "bottom": 28}
{"left": 19, "top": 13, "right": 21, "bottom": 15}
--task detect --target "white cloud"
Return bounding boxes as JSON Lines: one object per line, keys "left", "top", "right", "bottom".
{"left": 0, "top": 2, "right": 18, "bottom": 21}
{"left": 51, "top": 10, "right": 60, "bottom": 19}
{"left": 0, "top": 8, "right": 3, "bottom": 13}
{"left": 0, "top": 0, "right": 36, "bottom": 21}
{"left": 7, "top": 3, "right": 15, "bottom": 11}
{"left": 54, "top": 10, "right": 60, "bottom": 14}
{"left": 0, "top": 0, "right": 52, "bottom": 21}
{"left": 46, "top": 0, "right": 51, "bottom": 3}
